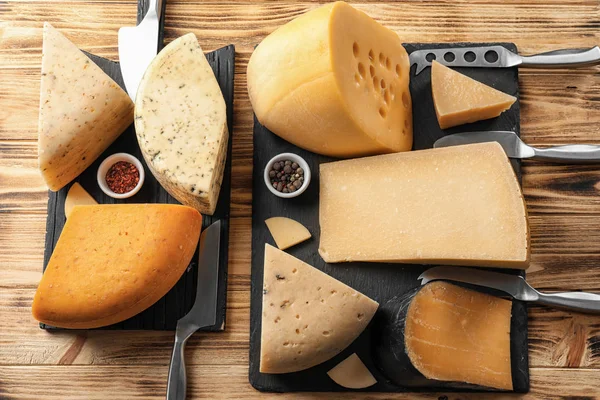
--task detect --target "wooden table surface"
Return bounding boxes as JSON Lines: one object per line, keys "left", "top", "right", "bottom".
{"left": 1, "top": 1, "right": 600, "bottom": 398}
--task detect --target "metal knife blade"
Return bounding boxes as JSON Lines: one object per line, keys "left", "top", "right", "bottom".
{"left": 433, "top": 131, "right": 535, "bottom": 159}
{"left": 118, "top": 0, "right": 163, "bottom": 101}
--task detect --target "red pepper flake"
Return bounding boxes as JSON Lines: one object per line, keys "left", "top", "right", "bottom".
{"left": 106, "top": 161, "right": 140, "bottom": 194}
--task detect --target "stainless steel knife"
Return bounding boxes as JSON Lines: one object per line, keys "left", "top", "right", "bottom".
{"left": 410, "top": 45, "right": 600, "bottom": 75}
{"left": 419, "top": 266, "right": 600, "bottom": 314}
{"left": 167, "top": 220, "right": 221, "bottom": 400}
{"left": 118, "top": 0, "right": 164, "bottom": 101}
{"left": 433, "top": 130, "right": 600, "bottom": 164}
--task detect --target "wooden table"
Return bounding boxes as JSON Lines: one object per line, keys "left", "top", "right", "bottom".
{"left": 1, "top": 1, "right": 599, "bottom": 398}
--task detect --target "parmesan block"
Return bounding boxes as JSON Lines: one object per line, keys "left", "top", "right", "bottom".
{"left": 247, "top": 2, "right": 412, "bottom": 158}
{"left": 32, "top": 204, "right": 202, "bottom": 329}
{"left": 135, "top": 33, "right": 228, "bottom": 215}
{"left": 319, "top": 142, "right": 530, "bottom": 268}
{"left": 432, "top": 61, "right": 516, "bottom": 129}
{"left": 64, "top": 182, "right": 97, "bottom": 218}
{"left": 265, "top": 217, "right": 311, "bottom": 250}
{"left": 38, "top": 23, "right": 134, "bottom": 191}
{"left": 261, "top": 244, "right": 378, "bottom": 373}
{"left": 405, "top": 282, "right": 513, "bottom": 390}
{"left": 327, "top": 353, "right": 377, "bottom": 389}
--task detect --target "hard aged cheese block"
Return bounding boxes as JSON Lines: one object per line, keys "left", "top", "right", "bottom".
{"left": 405, "top": 281, "right": 513, "bottom": 390}
{"left": 247, "top": 2, "right": 412, "bottom": 157}
{"left": 32, "top": 204, "right": 202, "bottom": 329}
{"left": 431, "top": 61, "right": 516, "bottom": 129}
{"left": 64, "top": 182, "right": 97, "bottom": 218}
{"left": 265, "top": 217, "right": 311, "bottom": 250}
{"left": 327, "top": 353, "right": 377, "bottom": 389}
{"left": 319, "top": 142, "right": 530, "bottom": 268}
{"left": 38, "top": 23, "right": 134, "bottom": 191}
{"left": 261, "top": 244, "right": 378, "bottom": 373}
{"left": 135, "top": 33, "right": 228, "bottom": 215}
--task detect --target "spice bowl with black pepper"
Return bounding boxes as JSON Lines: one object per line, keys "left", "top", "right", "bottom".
{"left": 97, "top": 153, "right": 145, "bottom": 199}
{"left": 264, "top": 153, "right": 311, "bottom": 198}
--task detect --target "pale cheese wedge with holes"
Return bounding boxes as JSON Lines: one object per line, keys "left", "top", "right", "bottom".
{"left": 327, "top": 353, "right": 377, "bottom": 389}
{"left": 265, "top": 217, "right": 311, "bottom": 250}
{"left": 261, "top": 244, "right": 379, "bottom": 373}
{"left": 64, "top": 183, "right": 97, "bottom": 218}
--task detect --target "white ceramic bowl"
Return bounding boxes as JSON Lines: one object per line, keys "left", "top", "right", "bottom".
{"left": 264, "top": 153, "right": 311, "bottom": 199}
{"left": 97, "top": 153, "right": 145, "bottom": 199}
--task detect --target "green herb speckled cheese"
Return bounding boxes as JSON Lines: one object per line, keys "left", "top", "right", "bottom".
{"left": 134, "top": 33, "right": 228, "bottom": 215}
{"left": 38, "top": 23, "right": 134, "bottom": 191}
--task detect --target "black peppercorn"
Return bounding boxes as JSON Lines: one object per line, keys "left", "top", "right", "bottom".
{"left": 268, "top": 159, "right": 306, "bottom": 194}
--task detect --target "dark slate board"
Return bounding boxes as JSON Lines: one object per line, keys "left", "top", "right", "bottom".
{"left": 249, "top": 43, "right": 529, "bottom": 393}
{"left": 41, "top": 0, "right": 234, "bottom": 331}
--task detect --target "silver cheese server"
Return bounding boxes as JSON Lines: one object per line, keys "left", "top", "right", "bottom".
{"left": 410, "top": 45, "right": 600, "bottom": 75}
{"left": 434, "top": 131, "right": 600, "bottom": 164}
{"left": 419, "top": 266, "right": 600, "bottom": 314}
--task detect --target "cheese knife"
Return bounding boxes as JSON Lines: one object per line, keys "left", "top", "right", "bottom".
{"left": 118, "top": 0, "right": 165, "bottom": 101}
{"left": 419, "top": 266, "right": 600, "bottom": 314}
{"left": 410, "top": 45, "right": 600, "bottom": 75}
{"left": 167, "top": 220, "right": 221, "bottom": 400}
{"left": 433, "top": 131, "right": 600, "bottom": 163}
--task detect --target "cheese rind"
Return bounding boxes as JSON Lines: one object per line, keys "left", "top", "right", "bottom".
{"left": 247, "top": 2, "right": 412, "bottom": 157}
{"left": 38, "top": 23, "right": 134, "bottom": 191}
{"left": 261, "top": 244, "right": 378, "bottom": 373}
{"left": 431, "top": 61, "right": 516, "bottom": 129}
{"left": 32, "top": 204, "right": 202, "bottom": 328}
{"left": 327, "top": 353, "right": 377, "bottom": 389}
{"left": 405, "top": 281, "right": 513, "bottom": 390}
{"left": 135, "top": 33, "right": 228, "bottom": 215}
{"left": 64, "top": 182, "right": 97, "bottom": 218}
{"left": 319, "top": 142, "right": 530, "bottom": 268}
{"left": 265, "top": 217, "right": 311, "bottom": 250}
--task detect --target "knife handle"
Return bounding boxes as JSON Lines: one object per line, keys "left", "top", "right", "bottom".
{"left": 532, "top": 144, "right": 600, "bottom": 164}
{"left": 520, "top": 46, "right": 600, "bottom": 68}
{"left": 536, "top": 291, "right": 600, "bottom": 314}
{"left": 167, "top": 337, "right": 188, "bottom": 400}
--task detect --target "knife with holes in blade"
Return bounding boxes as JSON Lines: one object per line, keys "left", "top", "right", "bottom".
{"left": 410, "top": 45, "right": 600, "bottom": 75}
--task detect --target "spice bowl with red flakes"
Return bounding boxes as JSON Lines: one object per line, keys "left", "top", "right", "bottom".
{"left": 97, "top": 153, "right": 145, "bottom": 199}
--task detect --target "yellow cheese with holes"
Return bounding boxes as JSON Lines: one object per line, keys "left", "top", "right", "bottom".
{"left": 64, "top": 183, "right": 97, "bottom": 218}
{"left": 38, "top": 23, "right": 134, "bottom": 191}
{"left": 32, "top": 204, "right": 202, "bottom": 329}
{"left": 265, "top": 217, "right": 311, "bottom": 250}
{"left": 405, "top": 281, "right": 513, "bottom": 390}
{"left": 319, "top": 142, "right": 530, "bottom": 268}
{"left": 431, "top": 61, "right": 516, "bottom": 129}
{"left": 327, "top": 353, "right": 377, "bottom": 389}
{"left": 247, "top": 2, "right": 412, "bottom": 157}
{"left": 261, "top": 244, "right": 378, "bottom": 373}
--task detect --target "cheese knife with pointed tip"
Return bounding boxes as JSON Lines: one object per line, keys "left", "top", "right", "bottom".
{"left": 167, "top": 220, "right": 221, "bottom": 400}
{"left": 433, "top": 131, "right": 600, "bottom": 163}
{"left": 419, "top": 266, "right": 600, "bottom": 314}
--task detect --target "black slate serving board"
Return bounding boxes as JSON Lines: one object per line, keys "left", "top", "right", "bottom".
{"left": 249, "top": 43, "right": 529, "bottom": 393}
{"left": 41, "top": 0, "right": 235, "bottom": 331}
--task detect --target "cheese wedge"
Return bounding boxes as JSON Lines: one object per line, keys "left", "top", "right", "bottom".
{"left": 265, "top": 217, "right": 311, "bottom": 250}
{"left": 38, "top": 23, "right": 134, "bottom": 191}
{"left": 261, "top": 244, "right": 378, "bottom": 373}
{"left": 405, "top": 281, "right": 513, "bottom": 390}
{"left": 247, "top": 2, "right": 412, "bottom": 157}
{"left": 32, "top": 204, "right": 202, "bottom": 329}
{"left": 135, "top": 33, "right": 228, "bottom": 215}
{"left": 319, "top": 142, "right": 530, "bottom": 268}
{"left": 327, "top": 353, "right": 377, "bottom": 389}
{"left": 431, "top": 61, "right": 516, "bottom": 129}
{"left": 64, "top": 183, "right": 97, "bottom": 218}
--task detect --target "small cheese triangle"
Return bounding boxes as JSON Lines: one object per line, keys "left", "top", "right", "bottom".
{"left": 260, "top": 244, "right": 379, "bottom": 373}
{"left": 64, "top": 183, "right": 97, "bottom": 218}
{"left": 38, "top": 23, "right": 134, "bottom": 191}
{"left": 327, "top": 353, "right": 377, "bottom": 389}
{"left": 265, "top": 217, "right": 311, "bottom": 250}
{"left": 431, "top": 60, "right": 516, "bottom": 129}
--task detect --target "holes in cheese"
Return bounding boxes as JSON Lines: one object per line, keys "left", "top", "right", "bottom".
{"left": 318, "top": 142, "right": 530, "bottom": 268}
{"left": 247, "top": 2, "right": 412, "bottom": 157}
{"left": 431, "top": 60, "right": 516, "bottom": 129}
{"left": 261, "top": 244, "right": 378, "bottom": 374}
{"left": 64, "top": 183, "right": 97, "bottom": 218}
{"left": 38, "top": 23, "right": 134, "bottom": 191}
{"left": 265, "top": 217, "right": 311, "bottom": 250}
{"left": 135, "top": 33, "right": 228, "bottom": 215}
{"left": 32, "top": 204, "right": 202, "bottom": 329}
{"left": 327, "top": 353, "right": 377, "bottom": 389}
